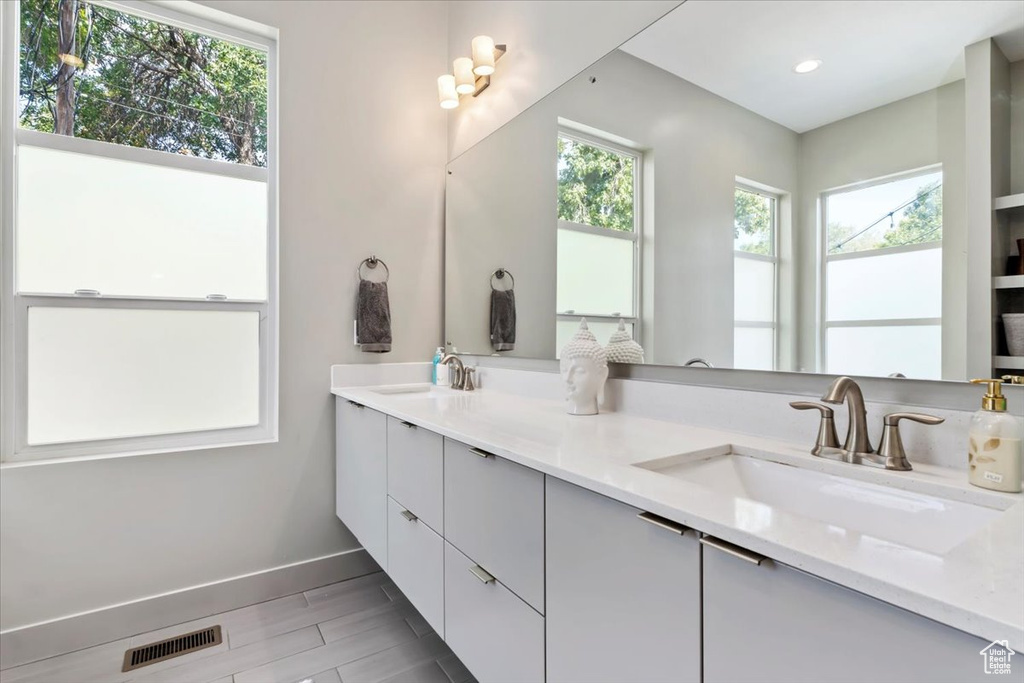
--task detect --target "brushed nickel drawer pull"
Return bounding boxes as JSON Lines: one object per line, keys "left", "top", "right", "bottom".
{"left": 400, "top": 421, "right": 416, "bottom": 429}
{"left": 347, "top": 401, "right": 364, "bottom": 409}
{"left": 699, "top": 536, "right": 767, "bottom": 566}
{"left": 400, "top": 509, "right": 417, "bottom": 522}
{"left": 468, "top": 564, "right": 496, "bottom": 584}
{"left": 637, "top": 511, "right": 688, "bottom": 535}
{"left": 469, "top": 447, "right": 494, "bottom": 459}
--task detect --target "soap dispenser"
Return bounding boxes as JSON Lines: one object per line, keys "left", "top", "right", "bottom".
{"left": 968, "top": 379, "right": 1022, "bottom": 493}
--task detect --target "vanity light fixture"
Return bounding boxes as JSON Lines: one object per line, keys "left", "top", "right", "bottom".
{"left": 793, "top": 59, "right": 822, "bottom": 74}
{"left": 437, "top": 36, "right": 507, "bottom": 108}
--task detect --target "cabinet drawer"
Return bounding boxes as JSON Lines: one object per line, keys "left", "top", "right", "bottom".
{"left": 386, "top": 497, "right": 444, "bottom": 637}
{"left": 444, "top": 439, "right": 545, "bottom": 612}
{"left": 444, "top": 542, "right": 544, "bottom": 683}
{"left": 387, "top": 417, "right": 444, "bottom": 533}
{"left": 336, "top": 399, "right": 388, "bottom": 570}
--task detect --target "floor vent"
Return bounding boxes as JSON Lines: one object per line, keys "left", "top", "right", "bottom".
{"left": 121, "top": 625, "right": 223, "bottom": 672}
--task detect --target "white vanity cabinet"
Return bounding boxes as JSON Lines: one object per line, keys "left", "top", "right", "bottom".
{"left": 701, "top": 537, "right": 991, "bottom": 683}
{"left": 386, "top": 496, "right": 444, "bottom": 636}
{"left": 546, "top": 477, "right": 701, "bottom": 683}
{"left": 335, "top": 398, "right": 388, "bottom": 570}
{"left": 386, "top": 416, "right": 444, "bottom": 533}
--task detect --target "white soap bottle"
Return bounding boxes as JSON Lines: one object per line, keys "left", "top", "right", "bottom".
{"left": 968, "top": 379, "right": 1022, "bottom": 493}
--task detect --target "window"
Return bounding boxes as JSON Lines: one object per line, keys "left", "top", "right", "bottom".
{"left": 555, "top": 130, "right": 641, "bottom": 353}
{"left": 2, "top": 1, "right": 277, "bottom": 461}
{"left": 733, "top": 186, "right": 778, "bottom": 371}
{"left": 822, "top": 169, "right": 942, "bottom": 379}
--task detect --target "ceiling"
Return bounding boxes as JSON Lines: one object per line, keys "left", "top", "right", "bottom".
{"left": 621, "top": 0, "right": 1024, "bottom": 133}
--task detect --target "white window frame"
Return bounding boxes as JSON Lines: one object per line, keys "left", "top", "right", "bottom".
{"left": 818, "top": 166, "right": 942, "bottom": 375}
{"left": 733, "top": 183, "right": 779, "bottom": 371}
{"left": 1, "top": 0, "right": 279, "bottom": 464}
{"left": 556, "top": 128, "right": 642, "bottom": 342}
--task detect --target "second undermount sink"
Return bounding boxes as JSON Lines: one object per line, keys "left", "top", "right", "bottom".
{"left": 635, "top": 448, "right": 1012, "bottom": 555}
{"left": 368, "top": 384, "right": 437, "bottom": 396}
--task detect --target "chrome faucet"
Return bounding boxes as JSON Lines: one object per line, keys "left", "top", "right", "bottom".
{"left": 821, "top": 376, "right": 873, "bottom": 458}
{"left": 440, "top": 353, "right": 473, "bottom": 391}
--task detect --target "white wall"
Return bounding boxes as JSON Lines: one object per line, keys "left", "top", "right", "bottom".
{"left": 446, "top": 0, "right": 680, "bottom": 160}
{"left": 0, "top": 0, "right": 447, "bottom": 632}
{"left": 446, "top": 50, "right": 800, "bottom": 365}
{"left": 796, "top": 81, "right": 967, "bottom": 378}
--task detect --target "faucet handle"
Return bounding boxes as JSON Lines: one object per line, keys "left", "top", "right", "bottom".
{"left": 463, "top": 367, "right": 476, "bottom": 391}
{"left": 877, "top": 412, "right": 945, "bottom": 471}
{"left": 789, "top": 401, "right": 840, "bottom": 456}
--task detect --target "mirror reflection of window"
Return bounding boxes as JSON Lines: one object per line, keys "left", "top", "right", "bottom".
{"left": 734, "top": 186, "right": 778, "bottom": 371}
{"left": 822, "top": 169, "right": 943, "bottom": 379}
{"left": 555, "top": 130, "right": 641, "bottom": 355}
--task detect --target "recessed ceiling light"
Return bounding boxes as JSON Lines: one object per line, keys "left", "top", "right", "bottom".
{"left": 793, "top": 59, "right": 822, "bottom": 74}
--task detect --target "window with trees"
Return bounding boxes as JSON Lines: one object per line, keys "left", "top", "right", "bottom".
{"left": 822, "top": 168, "right": 942, "bottom": 379}
{"left": 2, "top": 0, "right": 277, "bottom": 461}
{"left": 734, "top": 186, "right": 778, "bottom": 371}
{"left": 555, "top": 130, "right": 641, "bottom": 353}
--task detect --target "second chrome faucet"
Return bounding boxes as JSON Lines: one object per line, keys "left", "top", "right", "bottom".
{"left": 791, "top": 376, "right": 944, "bottom": 471}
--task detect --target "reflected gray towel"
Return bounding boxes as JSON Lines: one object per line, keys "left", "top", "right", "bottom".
{"left": 490, "top": 289, "right": 516, "bottom": 351}
{"left": 357, "top": 280, "right": 391, "bottom": 353}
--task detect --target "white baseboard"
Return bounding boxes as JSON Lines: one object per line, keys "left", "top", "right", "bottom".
{"left": 0, "top": 548, "right": 379, "bottom": 670}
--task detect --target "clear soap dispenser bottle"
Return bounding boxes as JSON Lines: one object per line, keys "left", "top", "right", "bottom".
{"left": 968, "top": 379, "right": 1022, "bottom": 492}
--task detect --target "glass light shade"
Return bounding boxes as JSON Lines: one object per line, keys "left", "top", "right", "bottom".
{"left": 472, "top": 35, "right": 496, "bottom": 76}
{"left": 437, "top": 74, "right": 459, "bottom": 109}
{"left": 453, "top": 57, "right": 476, "bottom": 94}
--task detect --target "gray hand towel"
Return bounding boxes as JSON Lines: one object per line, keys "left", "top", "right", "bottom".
{"left": 490, "top": 289, "right": 516, "bottom": 351}
{"left": 357, "top": 280, "right": 392, "bottom": 353}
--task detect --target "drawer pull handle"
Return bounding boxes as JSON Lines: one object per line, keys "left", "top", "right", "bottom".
{"left": 637, "top": 511, "right": 688, "bottom": 535}
{"left": 468, "top": 564, "right": 496, "bottom": 584}
{"left": 469, "top": 447, "right": 494, "bottom": 459}
{"left": 400, "top": 509, "right": 418, "bottom": 522}
{"left": 400, "top": 421, "right": 416, "bottom": 429}
{"left": 347, "top": 401, "right": 364, "bottom": 409}
{"left": 699, "top": 536, "right": 767, "bottom": 566}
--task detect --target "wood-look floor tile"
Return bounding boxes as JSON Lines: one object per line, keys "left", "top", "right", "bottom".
{"left": 335, "top": 633, "right": 449, "bottom": 683}
{"left": 436, "top": 653, "right": 474, "bottom": 683}
{"left": 0, "top": 637, "right": 132, "bottom": 683}
{"left": 377, "top": 660, "right": 451, "bottom": 683}
{"left": 303, "top": 573, "right": 388, "bottom": 607}
{"left": 233, "top": 620, "right": 417, "bottom": 683}
{"left": 131, "top": 625, "right": 323, "bottom": 683}
{"left": 316, "top": 598, "right": 415, "bottom": 644}
{"left": 402, "top": 613, "right": 433, "bottom": 638}
{"left": 379, "top": 584, "right": 405, "bottom": 602}
{"left": 292, "top": 669, "right": 341, "bottom": 683}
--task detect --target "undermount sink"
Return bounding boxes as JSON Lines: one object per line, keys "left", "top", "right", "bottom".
{"left": 635, "top": 448, "right": 1010, "bottom": 555}
{"left": 367, "top": 384, "right": 454, "bottom": 399}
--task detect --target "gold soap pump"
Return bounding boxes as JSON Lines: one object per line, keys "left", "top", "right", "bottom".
{"left": 967, "top": 379, "right": 1022, "bottom": 492}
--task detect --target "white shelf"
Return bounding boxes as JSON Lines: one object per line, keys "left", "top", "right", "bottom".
{"left": 993, "top": 275, "right": 1024, "bottom": 289}
{"left": 994, "top": 355, "right": 1024, "bottom": 370}
{"left": 994, "top": 193, "right": 1024, "bottom": 211}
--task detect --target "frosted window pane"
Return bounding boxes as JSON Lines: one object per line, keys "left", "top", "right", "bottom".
{"left": 734, "top": 327, "right": 774, "bottom": 371}
{"left": 27, "top": 307, "right": 260, "bottom": 444}
{"left": 556, "top": 320, "right": 631, "bottom": 358}
{"left": 734, "top": 257, "right": 774, "bottom": 322}
{"left": 17, "top": 145, "right": 267, "bottom": 299}
{"left": 826, "top": 325, "right": 941, "bottom": 379}
{"left": 827, "top": 248, "right": 941, "bottom": 321}
{"left": 557, "top": 229, "right": 634, "bottom": 316}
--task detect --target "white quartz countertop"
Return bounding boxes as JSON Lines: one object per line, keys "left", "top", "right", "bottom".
{"left": 332, "top": 384, "right": 1024, "bottom": 649}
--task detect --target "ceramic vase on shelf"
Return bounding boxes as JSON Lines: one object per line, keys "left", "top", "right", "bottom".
{"left": 559, "top": 318, "right": 609, "bottom": 416}
{"left": 605, "top": 319, "right": 645, "bottom": 364}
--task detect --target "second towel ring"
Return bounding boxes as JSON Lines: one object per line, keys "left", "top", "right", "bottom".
{"left": 491, "top": 268, "right": 515, "bottom": 291}
{"left": 358, "top": 256, "right": 390, "bottom": 283}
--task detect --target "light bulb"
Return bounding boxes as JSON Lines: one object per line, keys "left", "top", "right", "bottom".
{"left": 793, "top": 59, "right": 822, "bottom": 74}
{"left": 437, "top": 74, "right": 459, "bottom": 109}
{"left": 454, "top": 57, "right": 476, "bottom": 95}
{"left": 472, "top": 35, "right": 496, "bottom": 76}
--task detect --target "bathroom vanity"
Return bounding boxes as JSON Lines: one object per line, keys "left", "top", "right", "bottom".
{"left": 333, "top": 381, "right": 1023, "bottom": 683}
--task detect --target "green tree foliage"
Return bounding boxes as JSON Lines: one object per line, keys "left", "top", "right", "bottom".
{"left": 20, "top": 0, "right": 267, "bottom": 166}
{"left": 829, "top": 182, "right": 942, "bottom": 254}
{"left": 734, "top": 188, "right": 772, "bottom": 255}
{"left": 557, "top": 137, "right": 635, "bottom": 232}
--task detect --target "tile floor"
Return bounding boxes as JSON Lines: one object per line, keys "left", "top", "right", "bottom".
{"left": 0, "top": 572, "right": 474, "bottom": 683}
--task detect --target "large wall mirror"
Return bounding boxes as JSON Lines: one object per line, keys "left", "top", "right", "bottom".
{"left": 445, "top": 0, "right": 1024, "bottom": 384}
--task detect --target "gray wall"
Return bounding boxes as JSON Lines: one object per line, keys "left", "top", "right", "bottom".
{"left": 796, "top": 81, "right": 967, "bottom": 378}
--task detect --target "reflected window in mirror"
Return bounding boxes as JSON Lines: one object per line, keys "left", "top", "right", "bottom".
{"left": 822, "top": 168, "right": 943, "bottom": 379}
{"left": 555, "top": 129, "right": 641, "bottom": 355}
{"left": 734, "top": 186, "right": 779, "bottom": 371}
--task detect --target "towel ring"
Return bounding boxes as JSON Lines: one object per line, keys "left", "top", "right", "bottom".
{"left": 358, "top": 256, "right": 390, "bottom": 283}
{"left": 490, "top": 268, "right": 515, "bottom": 291}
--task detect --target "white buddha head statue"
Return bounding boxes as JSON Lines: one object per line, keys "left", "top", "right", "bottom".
{"left": 559, "top": 318, "right": 609, "bottom": 416}
{"left": 605, "top": 319, "right": 645, "bottom": 364}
